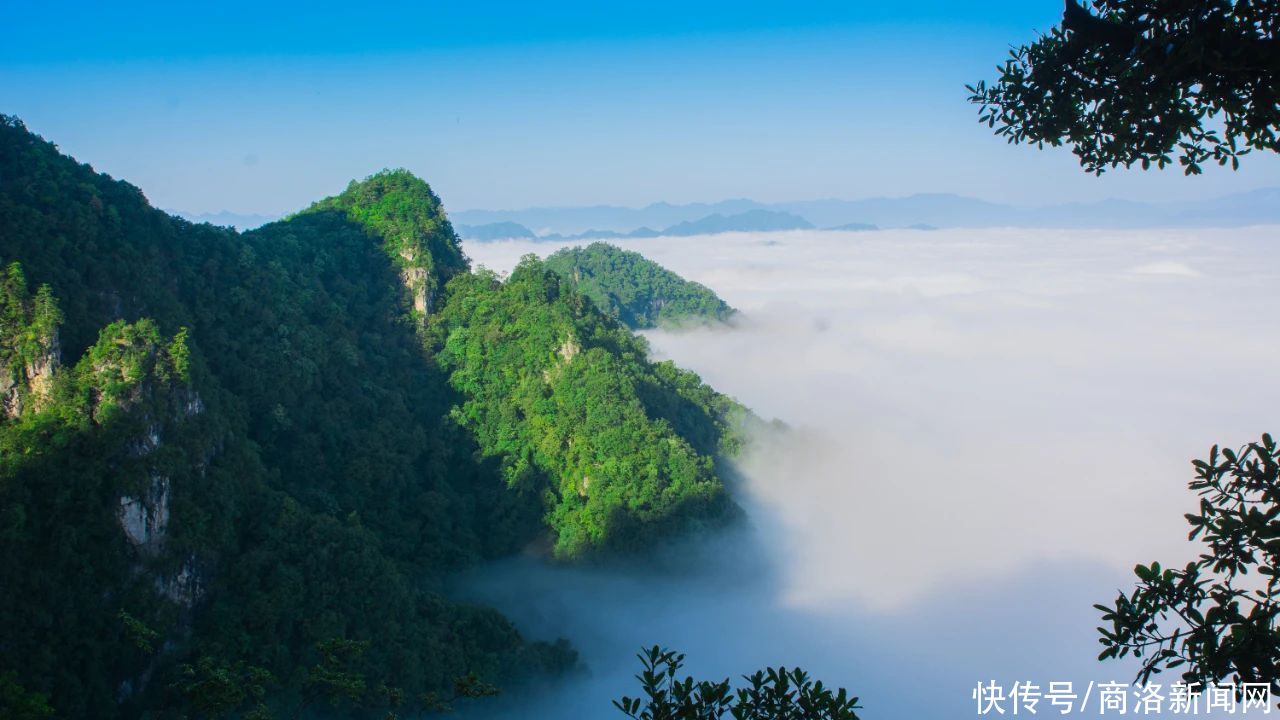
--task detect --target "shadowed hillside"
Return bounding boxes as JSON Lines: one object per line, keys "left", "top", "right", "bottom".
{"left": 0, "top": 114, "right": 745, "bottom": 719}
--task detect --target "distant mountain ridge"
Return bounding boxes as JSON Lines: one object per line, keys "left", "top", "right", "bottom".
{"left": 452, "top": 187, "right": 1280, "bottom": 237}
{"left": 662, "top": 209, "right": 812, "bottom": 235}
{"left": 455, "top": 221, "right": 538, "bottom": 241}
{"left": 179, "top": 188, "right": 1280, "bottom": 241}
{"left": 168, "top": 209, "right": 280, "bottom": 230}
{"left": 457, "top": 210, "right": 815, "bottom": 242}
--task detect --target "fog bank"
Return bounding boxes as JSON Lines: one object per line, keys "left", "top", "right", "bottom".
{"left": 458, "top": 226, "right": 1280, "bottom": 718}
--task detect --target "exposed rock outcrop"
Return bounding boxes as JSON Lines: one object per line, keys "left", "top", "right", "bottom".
{"left": 0, "top": 329, "right": 60, "bottom": 419}
{"left": 558, "top": 336, "right": 580, "bottom": 362}
{"left": 0, "top": 363, "right": 18, "bottom": 417}
{"left": 543, "top": 335, "right": 581, "bottom": 384}
{"left": 25, "top": 329, "right": 60, "bottom": 404}
{"left": 1, "top": 265, "right": 63, "bottom": 419}
{"left": 117, "top": 473, "right": 171, "bottom": 556}
{"left": 156, "top": 557, "right": 202, "bottom": 607}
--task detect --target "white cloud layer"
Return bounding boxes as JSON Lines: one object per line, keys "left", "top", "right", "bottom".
{"left": 460, "top": 226, "right": 1280, "bottom": 718}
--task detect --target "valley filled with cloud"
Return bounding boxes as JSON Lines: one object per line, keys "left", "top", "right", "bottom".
{"left": 461, "top": 226, "right": 1280, "bottom": 717}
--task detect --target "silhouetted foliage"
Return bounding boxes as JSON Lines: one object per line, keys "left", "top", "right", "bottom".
{"left": 0, "top": 672, "right": 54, "bottom": 720}
{"left": 1096, "top": 434, "right": 1280, "bottom": 691}
{"left": 170, "top": 657, "right": 273, "bottom": 720}
{"left": 614, "top": 646, "right": 861, "bottom": 720}
{"left": 968, "top": 0, "right": 1279, "bottom": 174}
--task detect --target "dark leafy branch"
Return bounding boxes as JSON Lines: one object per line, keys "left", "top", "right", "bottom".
{"left": 968, "top": 0, "right": 1280, "bottom": 175}
{"left": 614, "top": 646, "right": 861, "bottom": 720}
{"left": 1096, "top": 434, "right": 1280, "bottom": 690}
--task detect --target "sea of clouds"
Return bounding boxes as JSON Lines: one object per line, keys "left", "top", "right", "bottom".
{"left": 456, "top": 226, "right": 1280, "bottom": 719}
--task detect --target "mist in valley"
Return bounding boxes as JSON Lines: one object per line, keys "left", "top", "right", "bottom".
{"left": 456, "top": 226, "right": 1280, "bottom": 718}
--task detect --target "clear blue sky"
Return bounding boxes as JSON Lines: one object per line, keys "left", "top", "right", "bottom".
{"left": 4, "top": 0, "right": 1278, "bottom": 215}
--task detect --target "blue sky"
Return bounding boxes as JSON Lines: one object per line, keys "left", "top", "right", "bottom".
{"left": 4, "top": 0, "right": 1278, "bottom": 215}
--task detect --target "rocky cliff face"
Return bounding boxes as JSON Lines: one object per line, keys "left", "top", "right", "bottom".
{"left": 114, "top": 380, "right": 208, "bottom": 610}
{"left": 25, "top": 329, "right": 59, "bottom": 402}
{"left": 0, "top": 362, "right": 18, "bottom": 417}
{"left": 2, "top": 275, "right": 202, "bottom": 589}
{"left": 1, "top": 266, "right": 62, "bottom": 420}
{"left": 399, "top": 245, "right": 432, "bottom": 316}
{"left": 118, "top": 473, "right": 171, "bottom": 556}
{"left": 3, "top": 266, "right": 208, "bottom": 627}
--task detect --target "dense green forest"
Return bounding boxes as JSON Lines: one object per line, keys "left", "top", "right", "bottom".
{"left": 543, "top": 243, "right": 735, "bottom": 330}
{"left": 0, "top": 115, "right": 745, "bottom": 719}
{"left": 431, "top": 258, "right": 744, "bottom": 558}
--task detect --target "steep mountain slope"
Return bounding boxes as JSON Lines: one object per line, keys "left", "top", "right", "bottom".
{"left": 0, "top": 116, "right": 573, "bottom": 719}
{"left": 301, "top": 169, "right": 468, "bottom": 318}
{"left": 543, "top": 243, "right": 735, "bottom": 330}
{"left": 431, "top": 257, "right": 742, "bottom": 558}
{"left": 0, "top": 115, "right": 744, "bottom": 718}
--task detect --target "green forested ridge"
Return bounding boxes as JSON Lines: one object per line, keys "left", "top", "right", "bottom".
{"left": 430, "top": 258, "right": 744, "bottom": 558}
{"left": 543, "top": 243, "right": 735, "bottom": 330}
{"left": 0, "top": 114, "right": 744, "bottom": 718}
{"left": 300, "top": 169, "right": 468, "bottom": 320}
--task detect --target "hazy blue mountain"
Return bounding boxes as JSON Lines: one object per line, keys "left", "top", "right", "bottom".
{"left": 774, "top": 194, "right": 1007, "bottom": 228}
{"left": 453, "top": 199, "right": 765, "bottom": 235}
{"left": 196, "top": 187, "right": 1280, "bottom": 239}
{"left": 1169, "top": 187, "right": 1280, "bottom": 227}
{"left": 169, "top": 209, "right": 279, "bottom": 230}
{"left": 526, "top": 213, "right": 809, "bottom": 242}
{"left": 456, "top": 221, "right": 538, "bottom": 240}
{"left": 826, "top": 222, "right": 878, "bottom": 231}
{"left": 541, "top": 228, "right": 635, "bottom": 242}
{"left": 663, "top": 210, "right": 813, "bottom": 235}
{"left": 453, "top": 187, "right": 1280, "bottom": 236}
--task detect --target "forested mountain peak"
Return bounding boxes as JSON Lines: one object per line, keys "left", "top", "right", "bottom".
{"left": 0, "top": 120, "right": 574, "bottom": 718}
{"left": 0, "top": 115, "right": 749, "bottom": 718}
{"left": 544, "top": 242, "right": 735, "bottom": 330}
{"left": 299, "top": 168, "right": 468, "bottom": 316}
